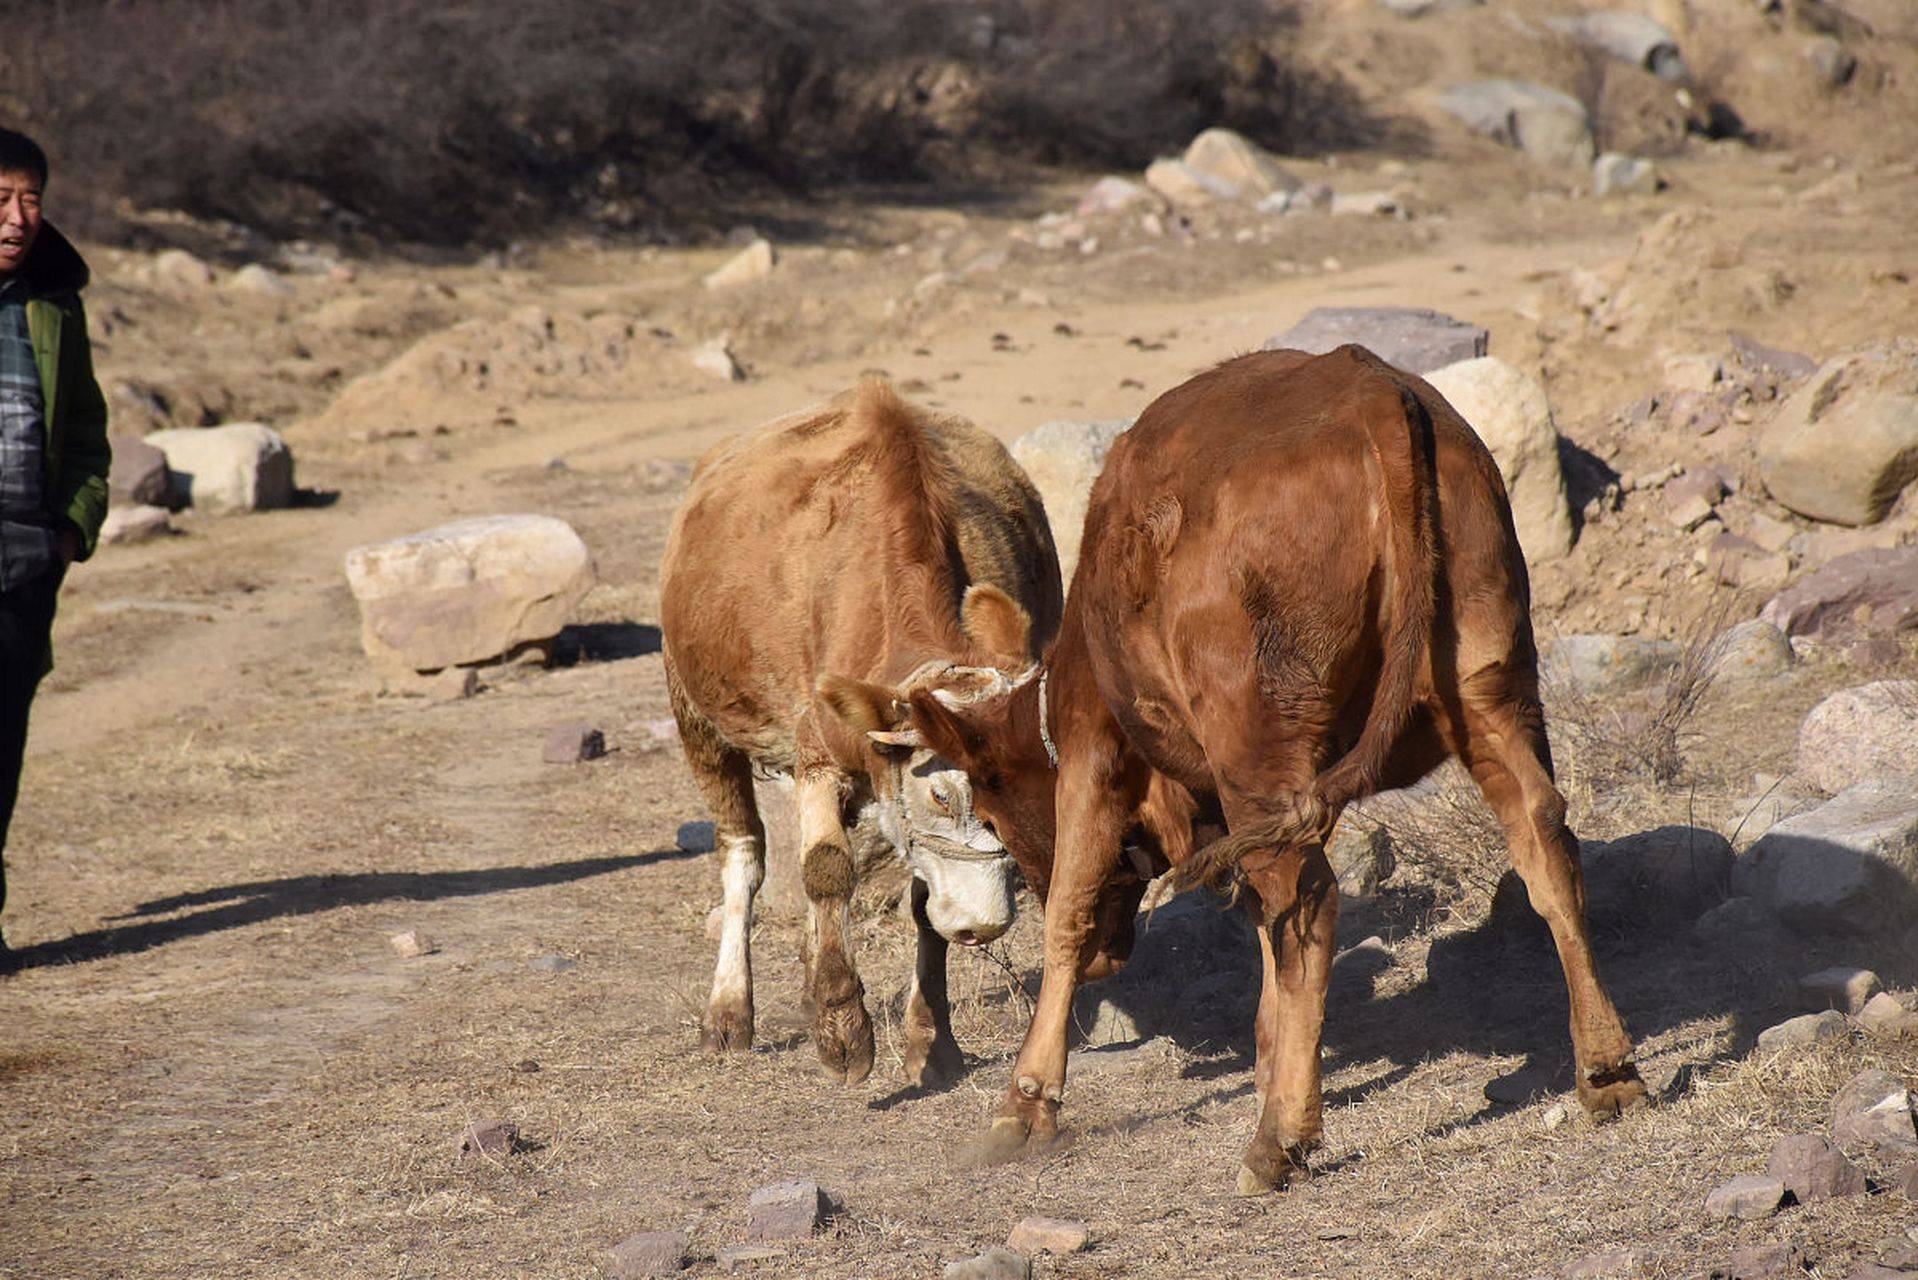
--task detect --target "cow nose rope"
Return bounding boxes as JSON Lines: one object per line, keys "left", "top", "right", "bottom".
{"left": 887, "top": 754, "right": 1017, "bottom": 865}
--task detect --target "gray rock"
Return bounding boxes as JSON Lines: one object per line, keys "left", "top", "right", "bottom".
{"left": 458, "top": 1119, "right": 518, "bottom": 1159}
{"left": 1593, "top": 153, "right": 1659, "bottom": 196}
{"left": 147, "top": 423, "right": 295, "bottom": 514}
{"left": 1491, "top": 825, "right": 1733, "bottom": 938}
{"left": 108, "top": 435, "right": 171, "bottom": 508}
{"left": 1730, "top": 774, "right": 1822, "bottom": 850}
{"left": 1730, "top": 333, "right": 1818, "bottom": 381}
{"left": 1735, "top": 778, "right": 1918, "bottom": 937}
{"left": 1758, "top": 339, "right": 1918, "bottom": 526}
{"left": 1710, "top": 620, "right": 1795, "bottom": 681}
{"left": 1768, "top": 1132, "right": 1867, "bottom": 1201}
{"left": 1007, "top": 1217, "right": 1091, "bottom": 1255}
{"left": 1551, "top": 13, "right": 1688, "bottom": 80}
{"left": 1796, "top": 682, "right": 1918, "bottom": 795}
{"left": 1761, "top": 547, "right": 1918, "bottom": 642}
{"left": 1705, "top": 1174, "right": 1787, "bottom": 1221}
{"left": 1263, "top": 305, "right": 1487, "bottom": 374}
{"left": 1070, "top": 1036, "right": 1180, "bottom": 1079}
{"left": 1804, "top": 35, "right": 1857, "bottom": 88}
{"left": 1798, "top": 965, "right": 1882, "bottom": 1014}
{"left": 1010, "top": 419, "right": 1130, "bottom": 586}
{"left": 1859, "top": 991, "right": 1918, "bottom": 1037}
{"left": 677, "top": 821, "right": 717, "bottom": 854}
{"left": 1896, "top": 1162, "right": 1918, "bottom": 1198}
{"left": 1426, "top": 357, "right": 1574, "bottom": 561}
{"left": 1072, "top": 992, "right": 1144, "bottom": 1048}
{"left": 99, "top": 504, "right": 174, "bottom": 547}
{"left": 1560, "top": 1247, "right": 1651, "bottom": 1278}
{"left": 343, "top": 515, "right": 595, "bottom": 675}
{"left": 1754, "top": 1009, "right": 1847, "bottom": 1054}
{"left": 717, "top": 1244, "right": 785, "bottom": 1272}
{"left": 528, "top": 954, "right": 575, "bottom": 973}
{"left": 608, "top": 1231, "right": 688, "bottom": 1279}
{"left": 1724, "top": 1242, "right": 1807, "bottom": 1279}
{"left": 1544, "top": 634, "right": 1682, "bottom": 694}
{"left": 944, "top": 1247, "right": 1031, "bottom": 1280}
{"left": 543, "top": 722, "right": 607, "bottom": 764}
{"left": 1832, "top": 1068, "right": 1917, "bottom": 1151}
{"left": 1692, "top": 895, "right": 1774, "bottom": 946}
{"left": 746, "top": 1180, "right": 826, "bottom": 1242}
{"left": 1437, "top": 81, "right": 1596, "bottom": 168}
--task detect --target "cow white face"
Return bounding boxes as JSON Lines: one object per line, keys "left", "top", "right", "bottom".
{"left": 877, "top": 751, "right": 1016, "bottom": 946}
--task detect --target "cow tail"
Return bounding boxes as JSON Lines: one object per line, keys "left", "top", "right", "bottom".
{"left": 1173, "top": 380, "right": 1438, "bottom": 898}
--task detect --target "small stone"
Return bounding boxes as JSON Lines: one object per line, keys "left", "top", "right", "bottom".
{"left": 1070, "top": 1037, "right": 1179, "bottom": 1078}
{"left": 1832, "top": 1068, "right": 1918, "bottom": 1151}
{"left": 1664, "top": 354, "right": 1723, "bottom": 392}
{"left": 1560, "top": 1247, "right": 1651, "bottom": 1279}
{"left": 1724, "top": 1242, "right": 1807, "bottom": 1279}
{"left": 692, "top": 337, "right": 745, "bottom": 382}
{"left": 704, "top": 239, "right": 775, "bottom": 290}
{"left": 943, "top": 1246, "right": 1031, "bottom": 1280}
{"left": 608, "top": 1231, "right": 688, "bottom": 1279}
{"left": 718, "top": 1245, "right": 785, "bottom": 1272}
{"left": 458, "top": 1119, "right": 518, "bottom": 1160}
{"left": 1007, "top": 1217, "right": 1090, "bottom": 1255}
{"left": 227, "top": 263, "right": 295, "bottom": 298}
{"left": 432, "top": 668, "right": 479, "bottom": 702}
{"left": 1799, "top": 966, "right": 1882, "bottom": 1014}
{"left": 528, "top": 954, "right": 575, "bottom": 973}
{"left": 1860, "top": 992, "right": 1918, "bottom": 1038}
{"left": 1756, "top": 1010, "right": 1847, "bottom": 1054}
{"left": 1705, "top": 1174, "right": 1787, "bottom": 1221}
{"left": 1593, "top": 152, "right": 1658, "bottom": 197}
{"left": 390, "top": 929, "right": 437, "bottom": 957}
{"left": 1667, "top": 492, "right": 1717, "bottom": 531}
{"left": 1768, "top": 1133, "right": 1867, "bottom": 1201}
{"left": 543, "top": 723, "right": 607, "bottom": 764}
{"left": 746, "top": 1180, "right": 826, "bottom": 1242}
{"left": 677, "top": 821, "right": 717, "bottom": 854}
{"left": 1542, "top": 1102, "right": 1570, "bottom": 1130}
{"left": 99, "top": 504, "right": 174, "bottom": 546}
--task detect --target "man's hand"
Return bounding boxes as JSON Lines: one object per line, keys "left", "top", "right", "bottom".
{"left": 55, "top": 526, "right": 79, "bottom": 567}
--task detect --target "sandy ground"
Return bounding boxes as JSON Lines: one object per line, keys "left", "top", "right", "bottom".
{"left": 8, "top": 7, "right": 1918, "bottom": 1274}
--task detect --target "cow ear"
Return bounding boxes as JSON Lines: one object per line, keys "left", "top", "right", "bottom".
{"left": 906, "top": 686, "right": 984, "bottom": 770}
{"left": 816, "top": 675, "right": 903, "bottom": 736}
{"left": 961, "top": 584, "right": 1033, "bottom": 665}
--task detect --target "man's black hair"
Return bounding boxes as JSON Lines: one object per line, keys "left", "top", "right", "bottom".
{"left": 0, "top": 128, "right": 48, "bottom": 185}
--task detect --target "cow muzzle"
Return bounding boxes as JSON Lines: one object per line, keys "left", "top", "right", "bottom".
{"left": 912, "top": 837, "right": 1017, "bottom": 946}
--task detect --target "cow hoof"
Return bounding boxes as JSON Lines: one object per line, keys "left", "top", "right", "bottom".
{"left": 972, "top": 1114, "right": 1033, "bottom": 1166}
{"left": 1235, "top": 1163, "right": 1280, "bottom": 1197}
{"left": 811, "top": 997, "right": 875, "bottom": 1085}
{"left": 702, "top": 1008, "right": 754, "bottom": 1054}
{"left": 1235, "top": 1144, "right": 1306, "bottom": 1196}
{"left": 1578, "top": 1062, "right": 1649, "bottom": 1121}
{"left": 904, "top": 1034, "right": 965, "bottom": 1089}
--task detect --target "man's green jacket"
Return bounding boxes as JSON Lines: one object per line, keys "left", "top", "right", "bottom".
{"left": 18, "top": 223, "right": 111, "bottom": 564}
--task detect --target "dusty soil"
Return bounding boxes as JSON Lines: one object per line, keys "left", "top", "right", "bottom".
{"left": 8, "top": 2, "right": 1918, "bottom": 1276}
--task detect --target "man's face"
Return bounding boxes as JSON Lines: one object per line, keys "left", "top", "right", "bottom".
{"left": 0, "top": 169, "right": 45, "bottom": 279}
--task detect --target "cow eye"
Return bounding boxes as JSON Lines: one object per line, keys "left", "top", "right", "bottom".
{"left": 929, "top": 785, "right": 951, "bottom": 811}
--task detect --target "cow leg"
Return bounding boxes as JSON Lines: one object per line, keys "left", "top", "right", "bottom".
{"left": 796, "top": 762, "right": 876, "bottom": 1084}
{"left": 669, "top": 660, "right": 767, "bottom": 1053}
{"left": 1236, "top": 833, "right": 1338, "bottom": 1195}
{"left": 1454, "top": 690, "right": 1645, "bottom": 1119}
{"left": 979, "top": 764, "right": 1128, "bottom": 1162}
{"left": 904, "top": 876, "right": 964, "bottom": 1087}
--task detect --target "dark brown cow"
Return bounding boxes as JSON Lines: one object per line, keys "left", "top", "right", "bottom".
{"left": 659, "top": 382, "right": 1062, "bottom": 1084}
{"left": 900, "top": 345, "right": 1646, "bottom": 1191}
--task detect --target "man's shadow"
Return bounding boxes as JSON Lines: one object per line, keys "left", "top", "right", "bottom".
{"left": 8, "top": 846, "right": 699, "bottom": 972}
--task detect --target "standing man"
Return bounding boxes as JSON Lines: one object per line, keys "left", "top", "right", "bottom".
{"left": 0, "top": 128, "right": 111, "bottom": 968}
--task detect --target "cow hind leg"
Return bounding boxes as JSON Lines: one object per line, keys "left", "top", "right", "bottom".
{"left": 903, "top": 878, "right": 964, "bottom": 1088}
{"left": 796, "top": 764, "right": 875, "bottom": 1084}
{"left": 1453, "top": 686, "right": 1646, "bottom": 1119}
{"left": 669, "top": 662, "right": 767, "bottom": 1054}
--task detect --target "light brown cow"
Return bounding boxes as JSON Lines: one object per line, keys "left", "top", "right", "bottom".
{"left": 658, "top": 382, "right": 1062, "bottom": 1084}
{"left": 898, "top": 346, "right": 1646, "bottom": 1190}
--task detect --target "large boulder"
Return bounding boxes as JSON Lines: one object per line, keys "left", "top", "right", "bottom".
{"left": 1757, "top": 340, "right": 1918, "bottom": 526}
{"left": 1548, "top": 13, "right": 1688, "bottom": 81}
{"left": 107, "top": 435, "right": 171, "bottom": 508}
{"left": 1143, "top": 158, "right": 1237, "bottom": 206}
{"left": 343, "top": 515, "right": 596, "bottom": 674}
{"left": 1010, "top": 420, "right": 1129, "bottom": 586}
{"left": 1180, "top": 128, "right": 1302, "bottom": 201}
{"left": 1262, "top": 306, "right": 1487, "bottom": 375}
{"left": 146, "top": 423, "right": 294, "bottom": 514}
{"left": 1490, "top": 824, "right": 1734, "bottom": 938}
{"left": 1435, "top": 80, "right": 1596, "bottom": 168}
{"left": 1760, "top": 546, "right": 1918, "bottom": 642}
{"left": 1425, "top": 357, "right": 1574, "bottom": 561}
{"left": 1733, "top": 777, "right": 1918, "bottom": 938}
{"left": 1797, "top": 682, "right": 1918, "bottom": 795}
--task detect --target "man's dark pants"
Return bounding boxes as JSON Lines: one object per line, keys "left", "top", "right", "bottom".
{"left": 0, "top": 566, "right": 58, "bottom": 917}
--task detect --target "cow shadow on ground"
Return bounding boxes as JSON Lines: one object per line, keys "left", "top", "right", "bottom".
{"left": 7, "top": 847, "right": 699, "bottom": 973}
{"left": 557, "top": 621, "right": 662, "bottom": 663}
{"left": 1060, "top": 829, "right": 1917, "bottom": 1139}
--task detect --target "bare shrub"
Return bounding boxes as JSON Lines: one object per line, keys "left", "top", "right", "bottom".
{"left": 3, "top": 0, "right": 1392, "bottom": 247}
{"left": 1354, "top": 764, "right": 1509, "bottom": 921}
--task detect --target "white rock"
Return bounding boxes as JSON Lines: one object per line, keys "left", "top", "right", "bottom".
{"left": 146, "top": 423, "right": 295, "bottom": 514}
{"left": 1076, "top": 176, "right": 1159, "bottom": 217}
{"left": 1593, "top": 152, "right": 1659, "bottom": 196}
{"left": 226, "top": 263, "right": 295, "bottom": 298}
{"left": 1754, "top": 1009, "right": 1847, "bottom": 1053}
{"left": 1758, "top": 339, "right": 1918, "bottom": 526}
{"left": 691, "top": 337, "right": 745, "bottom": 382}
{"left": 343, "top": 515, "right": 595, "bottom": 674}
{"left": 98, "top": 504, "right": 173, "bottom": 546}
{"left": 1181, "top": 128, "right": 1301, "bottom": 200}
{"left": 1663, "top": 353, "right": 1722, "bottom": 392}
{"left": 703, "top": 239, "right": 775, "bottom": 290}
{"left": 1144, "top": 158, "right": 1239, "bottom": 206}
{"left": 1010, "top": 419, "right": 1131, "bottom": 586}
{"left": 1435, "top": 81, "right": 1595, "bottom": 168}
{"left": 1425, "top": 357, "right": 1573, "bottom": 561}
{"left": 1796, "top": 681, "right": 1918, "bottom": 794}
